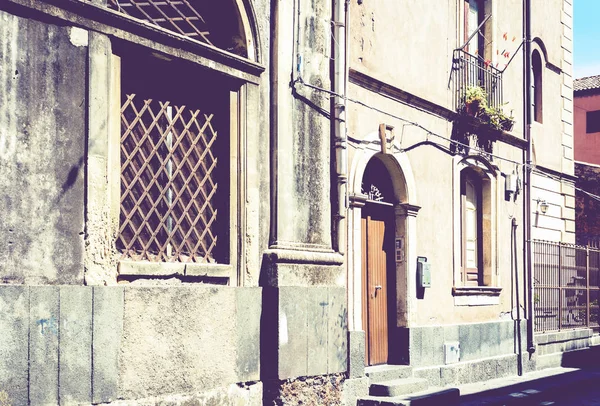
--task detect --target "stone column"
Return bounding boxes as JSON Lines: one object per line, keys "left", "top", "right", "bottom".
{"left": 261, "top": 0, "right": 347, "bottom": 391}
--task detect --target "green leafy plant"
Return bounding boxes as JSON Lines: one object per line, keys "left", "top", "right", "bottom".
{"left": 462, "top": 86, "right": 515, "bottom": 132}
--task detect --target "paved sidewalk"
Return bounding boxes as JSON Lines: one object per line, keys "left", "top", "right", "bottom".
{"left": 459, "top": 366, "right": 600, "bottom": 405}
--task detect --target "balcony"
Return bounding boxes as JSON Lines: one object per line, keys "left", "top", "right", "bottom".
{"left": 451, "top": 49, "right": 503, "bottom": 112}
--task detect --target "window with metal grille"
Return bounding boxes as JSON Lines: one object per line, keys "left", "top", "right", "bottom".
{"left": 116, "top": 53, "right": 229, "bottom": 263}
{"left": 107, "top": 0, "right": 248, "bottom": 57}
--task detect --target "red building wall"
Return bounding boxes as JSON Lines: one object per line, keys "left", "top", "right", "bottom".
{"left": 574, "top": 92, "right": 600, "bottom": 165}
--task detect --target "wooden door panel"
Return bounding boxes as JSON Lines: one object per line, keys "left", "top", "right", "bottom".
{"left": 364, "top": 215, "right": 389, "bottom": 365}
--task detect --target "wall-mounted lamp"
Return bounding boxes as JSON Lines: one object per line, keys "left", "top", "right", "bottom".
{"left": 535, "top": 198, "right": 549, "bottom": 214}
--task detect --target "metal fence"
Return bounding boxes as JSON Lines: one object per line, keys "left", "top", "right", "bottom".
{"left": 533, "top": 240, "right": 600, "bottom": 333}
{"left": 451, "top": 49, "right": 503, "bottom": 112}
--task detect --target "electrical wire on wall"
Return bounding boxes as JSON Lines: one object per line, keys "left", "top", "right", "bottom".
{"left": 293, "top": 77, "right": 600, "bottom": 205}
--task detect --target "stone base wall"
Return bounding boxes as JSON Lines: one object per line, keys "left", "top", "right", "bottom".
{"left": 536, "top": 329, "right": 593, "bottom": 356}
{"left": 413, "top": 353, "right": 536, "bottom": 387}
{"left": 402, "top": 319, "right": 523, "bottom": 367}
{"left": 0, "top": 285, "right": 261, "bottom": 405}
{"left": 535, "top": 329, "right": 594, "bottom": 370}
{"left": 263, "top": 374, "right": 346, "bottom": 406}
{"left": 103, "top": 382, "right": 263, "bottom": 406}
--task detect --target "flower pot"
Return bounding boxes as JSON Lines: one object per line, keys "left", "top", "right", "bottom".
{"left": 465, "top": 100, "right": 481, "bottom": 116}
{"left": 500, "top": 118, "right": 515, "bottom": 132}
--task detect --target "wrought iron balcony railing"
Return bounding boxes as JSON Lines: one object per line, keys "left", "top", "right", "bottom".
{"left": 452, "top": 49, "right": 503, "bottom": 112}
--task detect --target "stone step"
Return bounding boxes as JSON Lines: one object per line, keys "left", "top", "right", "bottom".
{"left": 357, "top": 395, "right": 408, "bottom": 406}
{"left": 365, "top": 365, "right": 413, "bottom": 383}
{"left": 370, "top": 378, "right": 429, "bottom": 397}
{"left": 357, "top": 388, "right": 460, "bottom": 406}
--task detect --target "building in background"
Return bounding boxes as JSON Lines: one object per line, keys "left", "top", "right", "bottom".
{"left": 0, "top": 1, "right": 592, "bottom": 405}
{"left": 574, "top": 75, "right": 600, "bottom": 245}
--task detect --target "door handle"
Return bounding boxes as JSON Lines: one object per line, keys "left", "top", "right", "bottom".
{"left": 373, "top": 285, "right": 382, "bottom": 297}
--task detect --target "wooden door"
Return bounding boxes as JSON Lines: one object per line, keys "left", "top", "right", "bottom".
{"left": 362, "top": 212, "right": 391, "bottom": 366}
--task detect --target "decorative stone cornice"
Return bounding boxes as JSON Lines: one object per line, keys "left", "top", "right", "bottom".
{"left": 395, "top": 203, "right": 421, "bottom": 217}
{"left": 349, "top": 193, "right": 368, "bottom": 208}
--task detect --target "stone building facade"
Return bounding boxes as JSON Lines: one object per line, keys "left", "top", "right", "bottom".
{"left": 0, "top": 0, "right": 582, "bottom": 405}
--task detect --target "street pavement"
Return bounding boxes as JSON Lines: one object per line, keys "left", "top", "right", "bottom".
{"left": 458, "top": 366, "right": 600, "bottom": 405}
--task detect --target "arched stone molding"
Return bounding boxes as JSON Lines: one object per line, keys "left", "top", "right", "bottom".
{"left": 235, "top": 0, "right": 260, "bottom": 63}
{"left": 531, "top": 37, "right": 549, "bottom": 67}
{"left": 347, "top": 132, "right": 419, "bottom": 334}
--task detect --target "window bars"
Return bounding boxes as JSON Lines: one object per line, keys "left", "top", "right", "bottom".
{"left": 117, "top": 94, "right": 222, "bottom": 263}
{"left": 108, "top": 0, "right": 213, "bottom": 46}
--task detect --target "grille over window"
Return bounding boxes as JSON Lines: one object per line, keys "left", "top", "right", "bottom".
{"left": 116, "top": 57, "right": 229, "bottom": 264}
{"left": 108, "top": 0, "right": 248, "bottom": 57}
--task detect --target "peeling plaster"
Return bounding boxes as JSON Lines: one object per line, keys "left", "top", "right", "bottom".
{"left": 69, "top": 27, "right": 89, "bottom": 47}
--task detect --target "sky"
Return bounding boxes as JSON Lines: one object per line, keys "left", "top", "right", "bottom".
{"left": 573, "top": 0, "right": 600, "bottom": 78}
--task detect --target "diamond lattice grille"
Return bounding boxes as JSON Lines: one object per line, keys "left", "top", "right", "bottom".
{"left": 108, "top": 0, "right": 213, "bottom": 45}
{"left": 117, "top": 94, "right": 221, "bottom": 263}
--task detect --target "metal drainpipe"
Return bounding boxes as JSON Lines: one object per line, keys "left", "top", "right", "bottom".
{"left": 523, "top": 0, "right": 536, "bottom": 355}
{"left": 333, "top": 0, "right": 348, "bottom": 254}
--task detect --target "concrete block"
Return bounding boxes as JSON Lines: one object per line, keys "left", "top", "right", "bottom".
{"left": 328, "top": 286, "right": 347, "bottom": 374}
{"left": 307, "top": 287, "right": 328, "bottom": 375}
{"left": 29, "top": 286, "right": 59, "bottom": 405}
{"left": 278, "top": 286, "right": 308, "bottom": 378}
{"left": 410, "top": 328, "right": 423, "bottom": 366}
{"left": 536, "top": 353, "right": 562, "bottom": 370}
{"left": 498, "top": 321, "right": 514, "bottom": 354}
{"left": 413, "top": 366, "right": 441, "bottom": 388}
{"left": 477, "top": 358, "right": 497, "bottom": 381}
{"left": 348, "top": 330, "right": 366, "bottom": 378}
{"left": 440, "top": 365, "right": 457, "bottom": 386}
{"left": 59, "top": 286, "right": 93, "bottom": 405}
{"left": 459, "top": 323, "right": 482, "bottom": 362}
{"left": 420, "top": 326, "right": 444, "bottom": 366}
{"left": 369, "top": 378, "right": 428, "bottom": 397}
{"left": 235, "top": 287, "right": 261, "bottom": 382}
{"left": 119, "top": 286, "right": 239, "bottom": 399}
{"left": 480, "top": 322, "right": 501, "bottom": 357}
{"left": 455, "top": 363, "right": 472, "bottom": 385}
{"left": 365, "top": 365, "right": 413, "bottom": 382}
{"left": 495, "top": 355, "right": 517, "bottom": 378}
{"left": 0, "top": 286, "right": 29, "bottom": 406}
{"left": 342, "top": 377, "right": 369, "bottom": 406}
{"left": 536, "top": 333, "right": 549, "bottom": 345}
{"left": 92, "top": 287, "right": 124, "bottom": 404}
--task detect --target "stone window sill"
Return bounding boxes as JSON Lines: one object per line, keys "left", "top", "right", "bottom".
{"left": 118, "top": 260, "right": 232, "bottom": 278}
{"left": 452, "top": 286, "right": 502, "bottom": 306}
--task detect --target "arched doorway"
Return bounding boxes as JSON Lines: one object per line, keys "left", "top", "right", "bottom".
{"left": 361, "top": 157, "right": 396, "bottom": 366}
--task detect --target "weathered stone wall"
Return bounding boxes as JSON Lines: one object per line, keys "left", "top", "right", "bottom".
{"left": 263, "top": 373, "right": 345, "bottom": 406}
{"left": 0, "top": 285, "right": 262, "bottom": 405}
{"left": 403, "top": 320, "right": 522, "bottom": 368}
{"left": 269, "top": 0, "right": 334, "bottom": 251}
{"left": 0, "top": 10, "right": 87, "bottom": 284}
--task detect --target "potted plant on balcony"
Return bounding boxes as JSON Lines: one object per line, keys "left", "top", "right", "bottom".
{"left": 497, "top": 108, "right": 515, "bottom": 132}
{"left": 462, "top": 86, "right": 515, "bottom": 133}
{"left": 464, "top": 86, "right": 488, "bottom": 117}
